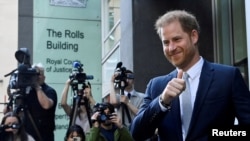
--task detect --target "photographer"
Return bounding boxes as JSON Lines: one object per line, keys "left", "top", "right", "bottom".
{"left": 23, "top": 63, "right": 57, "bottom": 141}
{"left": 0, "top": 111, "right": 35, "bottom": 141}
{"left": 86, "top": 102, "right": 134, "bottom": 141}
{"left": 61, "top": 78, "right": 96, "bottom": 134}
{"left": 110, "top": 69, "right": 144, "bottom": 128}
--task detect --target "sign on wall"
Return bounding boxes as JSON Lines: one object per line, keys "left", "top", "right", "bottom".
{"left": 33, "top": 1, "right": 101, "bottom": 140}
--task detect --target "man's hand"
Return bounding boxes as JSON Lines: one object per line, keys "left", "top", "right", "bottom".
{"left": 120, "top": 95, "right": 129, "bottom": 104}
{"left": 91, "top": 112, "right": 100, "bottom": 127}
{"left": 109, "top": 113, "right": 123, "bottom": 129}
{"left": 161, "top": 70, "right": 185, "bottom": 104}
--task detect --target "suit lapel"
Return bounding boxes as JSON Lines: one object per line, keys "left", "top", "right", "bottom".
{"left": 188, "top": 61, "right": 214, "bottom": 136}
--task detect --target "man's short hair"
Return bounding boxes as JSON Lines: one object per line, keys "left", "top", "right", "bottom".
{"left": 125, "top": 69, "right": 135, "bottom": 79}
{"left": 125, "top": 69, "right": 133, "bottom": 74}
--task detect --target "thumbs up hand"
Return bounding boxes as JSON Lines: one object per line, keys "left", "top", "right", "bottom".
{"left": 160, "top": 70, "right": 186, "bottom": 105}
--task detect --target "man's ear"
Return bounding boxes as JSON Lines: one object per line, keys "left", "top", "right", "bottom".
{"left": 191, "top": 29, "right": 198, "bottom": 44}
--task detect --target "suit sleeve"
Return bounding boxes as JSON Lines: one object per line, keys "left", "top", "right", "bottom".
{"left": 130, "top": 79, "right": 168, "bottom": 141}
{"left": 232, "top": 68, "right": 250, "bottom": 125}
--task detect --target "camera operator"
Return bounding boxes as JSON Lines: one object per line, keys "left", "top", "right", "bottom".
{"left": 23, "top": 63, "right": 57, "bottom": 141}
{"left": 61, "top": 78, "right": 96, "bottom": 134}
{"left": 86, "top": 102, "right": 134, "bottom": 141}
{"left": 0, "top": 111, "right": 35, "bottom": 141}
{"left": 110, "top": 69, "right": 144, "bottom": 128}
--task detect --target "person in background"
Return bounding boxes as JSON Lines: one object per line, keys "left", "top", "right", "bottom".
{"left": 130, "top": 10, "right": 250, "bottom": 141}
{"left": 65, "top": 124, "right": 85, "bottom": 141}
{"left": 61, "top": 79, "right": 96, "bottom": 134}
{"left": 110, "top": 69, "right": 144, "bottom": 128}
{"left": 23, "top": 63, "right": 57, "bottom": 141}
{"left": 86, "top": 102, "right": 134, "bottom": 141}
{"left": 0, "top": 111, "right": 35, "bottom": 141}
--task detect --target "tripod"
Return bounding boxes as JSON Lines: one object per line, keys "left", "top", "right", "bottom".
{"left": 68, "top": 82, "right": 92, "bottom": 128}
{"left": 8, "top": 87, "right": 43, "bottom": 141}
{"left": 116, "top": 81, "right": 132, "bottom": 125}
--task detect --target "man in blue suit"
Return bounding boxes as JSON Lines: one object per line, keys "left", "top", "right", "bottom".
{"left": 130, "top": 10, "right": 250, "bottom": 141}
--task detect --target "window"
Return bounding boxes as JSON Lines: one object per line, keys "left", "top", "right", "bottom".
{"left": 102, "top": 0, "right": 121, "bottom": 57}
{"left": 213, "top": 0, "right": 248, "bottom": 85}
{"left": 102, "top": 0, "right": 121, "bottom": 98}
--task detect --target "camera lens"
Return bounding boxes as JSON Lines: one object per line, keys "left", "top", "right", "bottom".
{"left": 100, "top": 114, "right": 108, "bottom": 122}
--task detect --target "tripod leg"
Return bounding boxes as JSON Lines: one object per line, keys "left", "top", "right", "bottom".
{"left": 122, "top": 104, "right": 125, "bottom": 125}
{"left": 69, "top": 96, "right": 80, "bottom": 127}
{"left": 119, "top": 89, "right": 132, "bottom": 126}
{"left": 121, "top": 103, "right": 132, "bottom": 126}
{"left": 26, "top": 110, "right": 43, "bottom": 141}
{"left": 83, "top": 97, "right": 92, "bottom": 128}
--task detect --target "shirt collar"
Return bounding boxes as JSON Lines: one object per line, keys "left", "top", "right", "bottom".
{"left": 125, "top": 89, "right": 135, "bottom": 96}
{"left": 187, "top": 57, "right": 204, "bottom": 80}
{"left": 176, "top": 57, "right": 204, "bottom": 80}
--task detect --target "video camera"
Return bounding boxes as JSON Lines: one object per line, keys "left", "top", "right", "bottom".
{"left": 6, "top": 48, "right": 39, "bottom": 91}
{"left": 69, "top": 61, "right": 93, "bottom": 85}
{"left": 114, "top": 62, "right": 128, "bottom": 89}
{"left": 68, "top": 61, "right": 94, "bottom": 128}
{"left": 93, "top": 103, "right": 114, "bottom": 123}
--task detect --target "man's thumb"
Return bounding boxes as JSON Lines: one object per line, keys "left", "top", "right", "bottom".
{"left": 177, "top": 70, "right": 183, "bottom": 79}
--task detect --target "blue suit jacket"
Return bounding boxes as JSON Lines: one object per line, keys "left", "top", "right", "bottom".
{"left": 130, "top": 60, "right": 250, "bottom": 141}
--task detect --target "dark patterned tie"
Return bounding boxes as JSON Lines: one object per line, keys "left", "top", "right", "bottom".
{"left": 127, "top": 93, "right": 131, "bottom": 99}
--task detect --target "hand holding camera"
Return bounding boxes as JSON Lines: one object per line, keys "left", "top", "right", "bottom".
{"left": 120, "top": 95, "right": 130, "bottom": 105}
{"left": 108, "top": 113, "right": 124, "bottom": 128}
{"left": 114, "top": 62, "right": 128, "bottom": 90}
{"left": 92, "top": 103, "right": 116, "bottom": 124}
